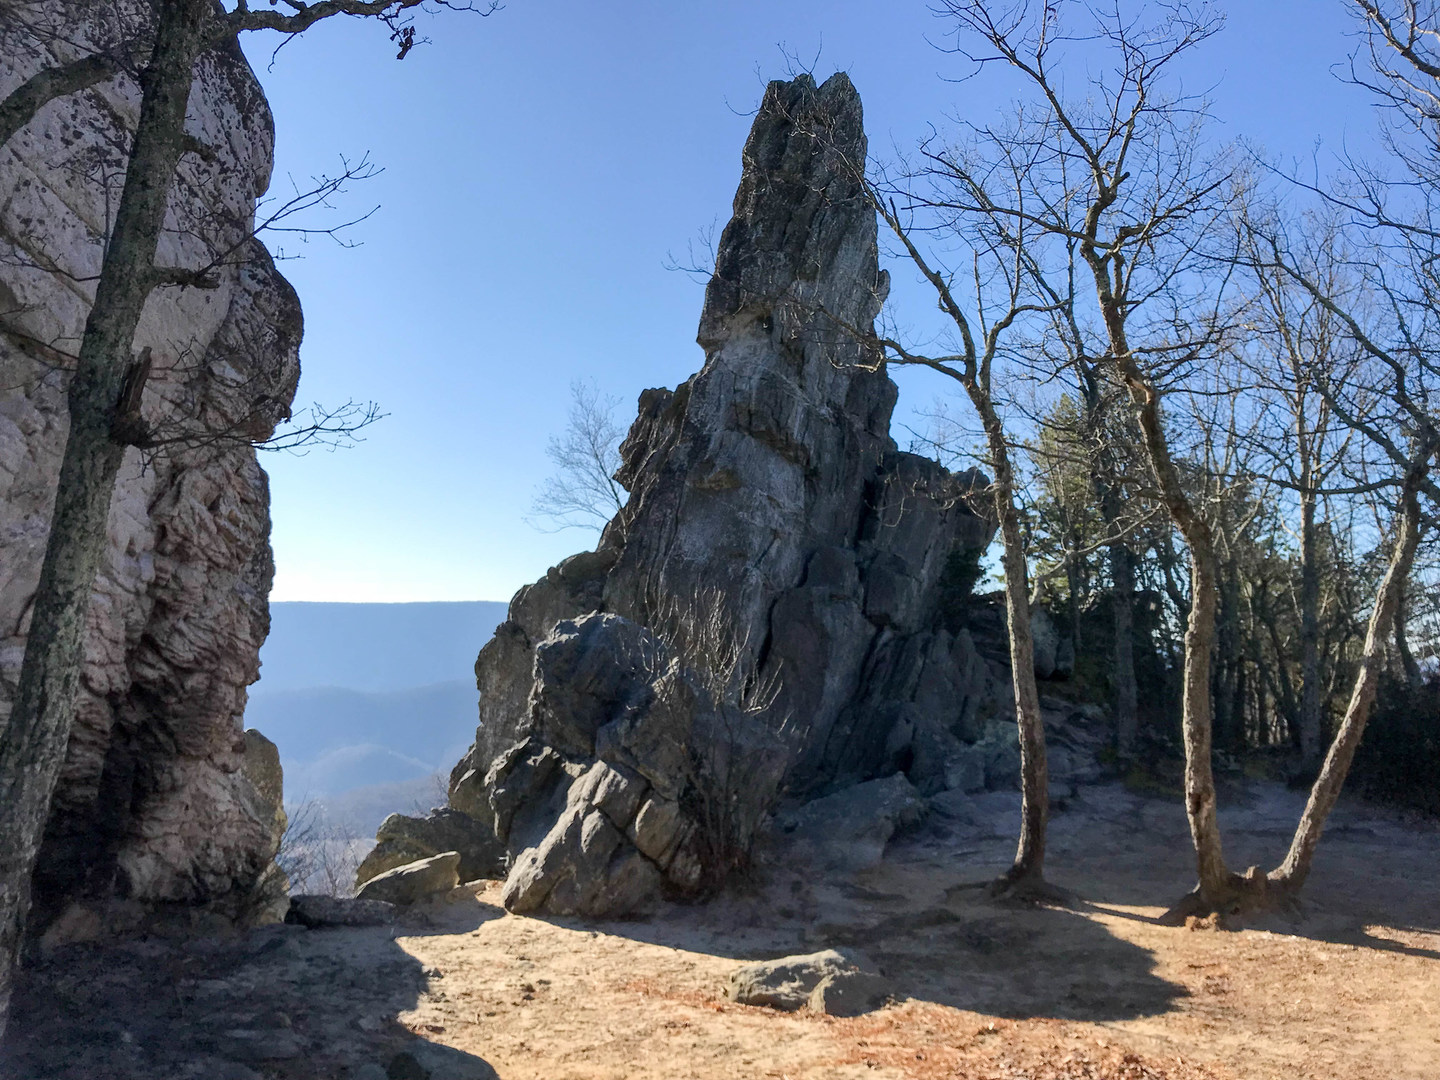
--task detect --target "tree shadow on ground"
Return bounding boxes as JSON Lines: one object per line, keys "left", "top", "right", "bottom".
{"left": 0, "top": 891, "right": 506, "bottom": 1080}
{"left": 532, "top": 868, "right": 1189, "bottom": 1024}
{"left": 1034, "top": 782, "right": 1440, "bottom": 963}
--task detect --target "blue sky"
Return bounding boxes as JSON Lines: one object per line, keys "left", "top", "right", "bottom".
{"left": 242, "top": 0, "right": 1369, "bottom": 603}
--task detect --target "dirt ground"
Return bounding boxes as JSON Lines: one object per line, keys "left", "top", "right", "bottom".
{"left": 5, "top": 779, "right": 1439, "bottom": 1080}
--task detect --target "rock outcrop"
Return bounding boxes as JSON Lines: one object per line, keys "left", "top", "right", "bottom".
{"left": 403, "top": 72, "right": 1031, "bottom": 919}
{"left": 0, "top": 8, "right": 300, "bottom": 932}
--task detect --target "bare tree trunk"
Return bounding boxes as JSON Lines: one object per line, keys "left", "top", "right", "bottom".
{"left": 1176, "top": 541, "right": 1230, "bottom": 899}
{"left": 976, "top": 410, "right": 1055, "bottom": 898}
{"left": 0, "top": 0, "right": 206, "bottom": 1035}
{"left": 1102, "top": 294, "right": 1234, "bottom": 912}
{"left": 1271, "top": 476, "right": 1424, "bottom": 893}
{"left": 1297, "top": 488, "right": 1324, "bottom": 770}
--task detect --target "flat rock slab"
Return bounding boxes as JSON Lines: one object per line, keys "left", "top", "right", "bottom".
{"left": 726, "top": 947, "right": 891, "bottom": 1016}
{"left": 356, "top": 852, "right": 461, "bottom": 907}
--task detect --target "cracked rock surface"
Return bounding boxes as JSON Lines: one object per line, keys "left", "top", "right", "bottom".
{"left": 421, "top": 73, "right": 1049, "bottom": 919}
{"left": 0, "top": 4, "right": 300, "bottom": 935}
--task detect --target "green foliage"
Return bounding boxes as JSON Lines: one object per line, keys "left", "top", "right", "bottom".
{"left": 937, "top": 543, "right": 987, "bottom": 633}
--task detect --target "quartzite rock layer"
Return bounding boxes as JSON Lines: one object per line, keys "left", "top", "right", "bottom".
{"left": 409, "top": 72, "right": 1018, "bottom": 918}
{"left": 0, "top": 6, "right": 300, "bottom": 933}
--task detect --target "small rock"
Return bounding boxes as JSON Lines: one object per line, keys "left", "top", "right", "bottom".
{"left": 355, "top": 852, "right": 461, "bottom": 906}
{"left": 727, "top": 947, "right": 888, "bottom": 1014}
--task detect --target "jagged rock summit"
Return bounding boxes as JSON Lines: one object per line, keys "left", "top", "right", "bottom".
{"left": 0, "top": 6, "right": 299, "bottom": 936}
{"left": 387, "top": 72, "right": 1012, "bottom": 917}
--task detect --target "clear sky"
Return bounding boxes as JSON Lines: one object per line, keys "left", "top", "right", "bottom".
{"left": 241, "top": 0, "right": 1370, "bottom": 603}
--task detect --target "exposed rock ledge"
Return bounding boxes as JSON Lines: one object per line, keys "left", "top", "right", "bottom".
{"left": 0, "top": 6, "right": 299, "bottom": 935}
{"left": 370, "top": 73, "right": 1075, "bottom": 917}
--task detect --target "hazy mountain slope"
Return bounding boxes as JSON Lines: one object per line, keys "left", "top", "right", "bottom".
{"left": 255, "top": 601, "right": 508, "bottom": 693}
{"left": 247, "top": 602, "right": 508, "bottom": 818}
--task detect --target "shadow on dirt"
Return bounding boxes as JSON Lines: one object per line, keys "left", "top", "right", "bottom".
{"left": 1037, "top": 783, "right": 1440, "bottom": 962}
{"left": 531, "top": 873, "right": 1189, "bottom": 1023}
{"left": 0, "top": 891, "right": 506, "bottom": 1080}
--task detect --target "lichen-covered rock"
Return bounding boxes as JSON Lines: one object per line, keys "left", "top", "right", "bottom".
{"left": 428, "top": 73, "right": 1001, "bottom": 918}
{"left": 0, "top": 5, "right": 300, "bottom": 932}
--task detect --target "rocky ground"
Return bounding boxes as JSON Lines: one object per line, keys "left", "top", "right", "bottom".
{"left": 4, "top": 777, "right": 1437, "bottom": 1080}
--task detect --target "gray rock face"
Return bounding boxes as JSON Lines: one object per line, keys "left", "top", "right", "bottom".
{"left": 355, "top": 808, "right": 506, "bottom": 890}
{"left": 0, "top": 7, "right": 300, "bottom": 931}
{"left": 779, "top": 773, "right": 928, "bottom": 870}
{"left": 727, "top": 948, "right": 889, "bottom": 1016}
{"left": 354, "top": 852, "right": 461, "bottom": 907}
{"left": 435, "top": 73, "right": 1004, "bottom": 918}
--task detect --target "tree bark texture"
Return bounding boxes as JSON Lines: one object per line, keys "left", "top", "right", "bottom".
{"left": 0, "top": 0, "right": 208, "bottom": 1036}
{"left": 977, "top": 407, "right": 1050, "bottom": 890}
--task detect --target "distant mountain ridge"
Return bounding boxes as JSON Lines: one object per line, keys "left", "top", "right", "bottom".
{"left": 247, "top": 601, "right": 508, "bottom": 814}
{"left": 255, "top": 600, "right": 508, "bottom": 693}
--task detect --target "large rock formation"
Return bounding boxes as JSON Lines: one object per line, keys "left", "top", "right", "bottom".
{"left": 0, "top": 8, "right": 300, "bottom": 932}
{"left": 389, "top": 72, "right": 1022, "bottom": 918}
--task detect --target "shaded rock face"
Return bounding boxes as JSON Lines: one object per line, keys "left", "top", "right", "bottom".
{"left": 440, "top": 72, "right": 1003, "bottom": 917}
{"left": 0, "top": 7, "right": 300, "bottom": 931}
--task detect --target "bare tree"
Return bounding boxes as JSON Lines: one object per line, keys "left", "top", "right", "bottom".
{"left": 0, "top": 0, "right": 491, "bottom": 1033}
{"left": 528, "top": 378, "right": 627, "bottom": 533}
{"left": 905, "top": 0, "right": 1242, "bottom": 912}
{"left": 1225, "top": 0, "right": 1440, "bottom": 907}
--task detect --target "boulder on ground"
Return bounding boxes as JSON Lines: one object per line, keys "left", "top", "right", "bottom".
{"left": 780, "top": 774, "right": 927, "bottom": 869}
{"left": 355, "top": 808, "right": 505, "bottom": 891}
{"left": 727, "top": 948, "right": 890, "bottom": 1015}
{"left": 354, "top": 852, "right": 461, "bottom": 907}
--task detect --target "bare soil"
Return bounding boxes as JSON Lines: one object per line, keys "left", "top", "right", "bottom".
{"left": 5, "top": 779, "right": 1438, "bottom": 1080}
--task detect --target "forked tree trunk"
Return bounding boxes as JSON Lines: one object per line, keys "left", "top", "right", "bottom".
{"left": 0, "top": 0, "right": 207, "bottom": 1035}
{"left": 1270, "top": 476, "right": 1424, "bottom": 894}
{"left": 1102, "top": 313, "right": 1234, "bottom": 911}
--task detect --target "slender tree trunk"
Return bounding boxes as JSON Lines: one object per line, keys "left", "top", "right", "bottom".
{"left": 1106, "top": 344, "right": 1233, "bottom": 914}
{"left": 975, "top": 407, "right": 1052, "bottom": 894}
{"left": 1271, "top": 475, "right": 1424, "bottom": 893}
{"left": 1176, "top": 539, "right": 1230, "bottom": 900}
{"left": 1297, "top": 488, "right": 1323, "bottom": 770}
{"left": 0, "top": 0, "right": 207, "bottom": 1035}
